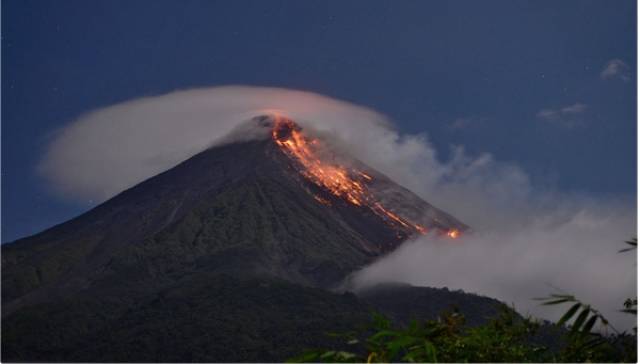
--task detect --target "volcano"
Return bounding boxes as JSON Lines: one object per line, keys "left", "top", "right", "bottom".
{"left": 2, "top": 115, "right": 493, "bottom": 362}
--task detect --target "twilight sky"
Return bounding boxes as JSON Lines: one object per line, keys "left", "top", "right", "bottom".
{"left": 2, "top": 0, "right": 636, "bottom": 242}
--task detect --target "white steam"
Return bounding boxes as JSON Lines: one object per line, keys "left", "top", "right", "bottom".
{"left": 349, "top": 200, "right": 636, "bottom": 330}
{"left": 39, "top": 85, "right": 636, "bottom": 329}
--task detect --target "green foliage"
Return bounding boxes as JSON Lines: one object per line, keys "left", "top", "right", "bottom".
{"left": 289, "top": 308, "right": 550, "bottom": 363}
{"left": 288, "top": 308, "right": 636, "bottom": 363}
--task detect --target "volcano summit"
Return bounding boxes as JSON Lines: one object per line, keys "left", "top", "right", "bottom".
{"left": 2, "top": 115, "right": 487, "bottom": 362}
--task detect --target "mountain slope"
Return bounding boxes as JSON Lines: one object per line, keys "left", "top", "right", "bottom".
{"left": 3, "top": 116, "right": 466, "bottom": 311}
{"left": 2, "top": 115, "right": 479, "bottom": 361}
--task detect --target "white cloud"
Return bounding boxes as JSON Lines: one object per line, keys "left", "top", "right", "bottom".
{"left": 447, "top": 116, "right": 486, "bottom": 131}
{"left": 38, "top": 86, "right": 392, "bottom": 201}
{"left": 601, "top": 59, "right": 631, "bottom": 82}
{"left": 536, "top": 102, "right": 587, "bottom": 128}
{"left": 560, "top": 103, "right": 588, "bottom": 114}
{"left": 349, "top": 199, "right": 636, "bottom": 330}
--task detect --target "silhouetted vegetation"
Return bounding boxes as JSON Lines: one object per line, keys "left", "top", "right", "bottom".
{"left": 289, "top": 238, "right": 638, "bottom": 363}
{"left": 288, "top": 308, "right": 635, "bottom": 363}
{"left": 1, "top": 274, "right": 505, "bottom": 362}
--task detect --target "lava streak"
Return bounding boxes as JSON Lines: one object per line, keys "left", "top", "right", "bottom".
{"left": 447, "top": 229, "right": 460, "bottom": 238}
{"left": 270, "top": 114, "right": 454, "bottom": 237}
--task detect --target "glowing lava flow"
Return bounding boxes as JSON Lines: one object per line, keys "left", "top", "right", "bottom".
{"left": 270, "top": 115, "right": 458, "bottom": 238}
{"left": 447, "top": 229, "right": 460, "bottom": 238}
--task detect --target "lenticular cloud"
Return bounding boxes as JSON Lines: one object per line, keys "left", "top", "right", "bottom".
{"left": 38, "top": 86, "right": 392, "bottom": 201}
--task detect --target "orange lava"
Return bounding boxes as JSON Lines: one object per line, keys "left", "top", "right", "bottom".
{"left": 446, "top": 229, "right": 460, "bottom": 239}
{"left": 270, "top": 114, "right": 443, "bottom": 237}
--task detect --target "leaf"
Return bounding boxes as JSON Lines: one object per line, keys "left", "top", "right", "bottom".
{"left": 571, "top": 307, "right": 591, "bottom": 332}
{"left": 335, "top": 351, "right": 357, "bottom": 361}
{"left": 619, "top": 237, "right": 637, "bottom": 252}
{"left": 623, "top": 298, "right": 637, "bottom": 308}
{"left": 541, "top": 298, "right": 573, "bottom": 306}
{"left": 319, "top": 351, "right": 336, "bottom": 360}
{"left": 387, "top": 336, "right": 418, "bottom": 359}
{"left": 389, "top": 336, "right": 419, "bottom": 347}
{"left": 408, "top": 320, "right": 418, "bottom": 332}
{"left": 550, "top": 293, "right": 575, "bottom": 299}
{"left": 581, "top": 315, "right": 599, "bottom": 333}
{"left": 533, "top": 294, "right": 573, "bottom": 301}
{"left": 557, "top": 303, "right": 582, "bottom": 326}
{"left": 424, "top": 341, "right": 438, "bottom": 363}
{"left": 372, "top": 313, "right": 391, "bottom": 330}
{"left": 580, "top": 336, "right": 606, "bottom": 350}
{"left": 369, "top": 330, "right": 401, "bottom": 342}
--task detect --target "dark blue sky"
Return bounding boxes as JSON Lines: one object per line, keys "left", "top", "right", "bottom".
{"left": 2, "top": 0, "right": 636, "bottom": 242}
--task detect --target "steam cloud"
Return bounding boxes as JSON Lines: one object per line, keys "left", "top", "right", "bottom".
{"left": 348, "top": 202, "right": 636, "bottom": 331}
{"left": 40, "top": 85, "right": 636, "bottom": 330}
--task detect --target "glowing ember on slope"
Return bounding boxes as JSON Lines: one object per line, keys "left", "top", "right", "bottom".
{"left": 447, "top": 229, "right": 460, "bottom": 238}
{"left": 269, "top": 114, "right": 459, "bottom": 238}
